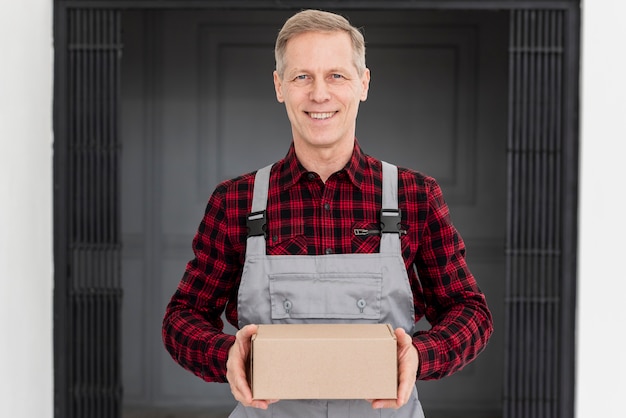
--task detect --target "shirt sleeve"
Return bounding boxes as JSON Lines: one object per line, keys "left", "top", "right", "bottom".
{"left": 412, "top": 177, "right": 494, "bottom": 380}
{"left": 161, "top": 183, "right": 240, "bottom": 383}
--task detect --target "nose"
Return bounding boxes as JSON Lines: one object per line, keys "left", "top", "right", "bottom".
{"left": 309, "top": 78, "right": 331, "bottom": 102}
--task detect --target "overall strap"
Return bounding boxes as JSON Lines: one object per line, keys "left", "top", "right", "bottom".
{"left": 251, "top": 164, "right": 272, "bottom": 213}
{"left": 246, "top": 162, "right": 401, "bottom": 256}
{"left": 380, "top": 161, "right": 402, "bottom": 255}
{"left": 246, "top": 164, "right": 273, "bottom": 256}
{"left": 381, "top": 161, "right": 398, "bottom": 212}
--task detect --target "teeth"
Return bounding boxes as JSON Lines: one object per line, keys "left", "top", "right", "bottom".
{"left": 309, "top": 112, "right": 334, "bottom": 120}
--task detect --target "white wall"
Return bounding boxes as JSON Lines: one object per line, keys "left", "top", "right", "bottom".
{"left": 0, "top": 1, "right": 53, "bottom": 418}
{"left": 577, "top": 1, "right": 626, "bottom": 417}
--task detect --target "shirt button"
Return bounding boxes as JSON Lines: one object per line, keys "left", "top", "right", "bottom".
{"left": 325, "top": 248, "right": 334, "bottom": 255}
{"left": 323, "top": 203, "right": 330, "bottom": 211}
{"left": 307, "top": 173, "right": 316, "bottom": 180}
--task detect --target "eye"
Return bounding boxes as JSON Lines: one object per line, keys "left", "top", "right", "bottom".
{"left": 294, "top": 74, "right": 308, "bottom": 81}
{"left": 331, "top": 74, "right": 344, "bottom": 79}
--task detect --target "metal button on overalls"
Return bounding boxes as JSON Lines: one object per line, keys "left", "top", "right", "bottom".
{"left": 357, "top": 298, "right": 367, "bottom": 313}
{"left": 283, "top": 300, "right": 292, "bottom": 313}
{"left": 233, "top": 162, "right": 425, "bottom": 418}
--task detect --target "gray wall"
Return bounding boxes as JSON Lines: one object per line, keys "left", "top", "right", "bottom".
{"left": 120, "top": 9, "right": 508, "bottom": 416}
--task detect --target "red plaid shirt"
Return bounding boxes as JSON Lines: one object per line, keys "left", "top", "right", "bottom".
{"left": 162, "top": 141, "right": 493, "bottom": 383}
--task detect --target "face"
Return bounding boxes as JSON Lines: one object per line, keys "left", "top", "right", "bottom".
{"left": 273, "top": 31, "right": 370, "bottom": 153}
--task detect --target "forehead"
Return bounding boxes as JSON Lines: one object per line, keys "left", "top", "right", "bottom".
{"left": 283, "top": 31, "right": 355, "bottom": 69}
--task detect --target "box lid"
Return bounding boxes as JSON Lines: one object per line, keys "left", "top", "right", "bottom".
{"left": 253, "top": 323, "right": 395, "bottom": 341}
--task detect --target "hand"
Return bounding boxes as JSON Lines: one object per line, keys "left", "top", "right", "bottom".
{"left": 226, "top": 324, "right": 278, "bottom": 409}
{"left": 370, "top": 327, "right": 419, "bottom": 409}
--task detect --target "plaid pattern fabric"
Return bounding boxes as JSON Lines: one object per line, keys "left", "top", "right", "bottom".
{"left": 162, "top": 141, "right": 493, "bottom": 383}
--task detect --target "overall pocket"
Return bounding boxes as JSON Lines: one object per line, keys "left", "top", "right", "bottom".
{"left": 269, "top": 273, "right": 382, "bottom": 320}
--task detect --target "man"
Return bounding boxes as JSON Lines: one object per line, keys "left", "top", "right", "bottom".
{"left": 162, "top": 9, "right": 493, "bottom": 418}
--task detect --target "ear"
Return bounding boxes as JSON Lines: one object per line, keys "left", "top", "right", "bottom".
{"left": 273, "top": 71, "right": 285, "bottom": 103}
{"left": 360, "top": 68, "right": 371, "bottom": 102}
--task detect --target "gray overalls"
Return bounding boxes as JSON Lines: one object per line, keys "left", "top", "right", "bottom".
{"left": 231, "top": 162, "right": 426, "bottom": 418}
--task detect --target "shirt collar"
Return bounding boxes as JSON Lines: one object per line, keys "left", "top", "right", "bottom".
{"left": 278, "top": 139, "right": 368, "bottom": 190}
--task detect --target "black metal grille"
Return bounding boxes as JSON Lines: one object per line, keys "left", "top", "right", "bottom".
{"left": 505, "top": 9, "right": 565, "bottom": 418}
{"left": 66, "top": 8, "right": 123, "bottom": 418}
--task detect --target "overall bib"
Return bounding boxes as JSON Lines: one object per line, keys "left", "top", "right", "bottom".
{"left": 231, "top": 162, "right": 426, "bottom": 418}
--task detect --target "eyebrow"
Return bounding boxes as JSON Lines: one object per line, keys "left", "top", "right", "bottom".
{"left": 287, "top": 67, "right": 352, "bottom": 77}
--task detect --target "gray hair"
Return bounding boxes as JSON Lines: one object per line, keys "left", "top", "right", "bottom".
{"left": 275, "top": 9, "right": 366, "bottom": 78}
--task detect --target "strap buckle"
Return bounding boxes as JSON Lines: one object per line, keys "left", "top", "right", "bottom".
{"left": 246, "top": 210, "right": 267, "bottom": 237}
{"left": 380, "top": 208, "right": 402, "bottom": 234}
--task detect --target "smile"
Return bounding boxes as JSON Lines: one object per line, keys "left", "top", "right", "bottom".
{"left": 308, "top": 112, "right": 336, "bottom": 120}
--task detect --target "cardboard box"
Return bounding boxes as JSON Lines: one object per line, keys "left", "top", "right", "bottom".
{"left": 250, "top": 323, "right": 397, "bottom": 400}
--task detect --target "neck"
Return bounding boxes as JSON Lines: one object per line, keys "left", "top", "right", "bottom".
{"left": 294, "top": 139, "right": 355, "bottom": 183}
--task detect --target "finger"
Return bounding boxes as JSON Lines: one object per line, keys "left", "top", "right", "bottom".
{"left": 249, "top": 399, "right": 280, "bottom": 409}
{"left": 371, "top": 398, "right": 401, "bottom": 409}
{"left": 371, "top": 329, "right": 418, "bottom": 410}
{"left": 227, "top": 359, "right": 252, "bottom": 406}
{"left": 395, "top": 327, "right": 413, "bottom": 351}
{"left": 235, "top": 324, "right": 258, "bottom": 359}
{"left": 227, "top": 324, "right": 259, "bottom": 406}
{"left": 229, "top": 326, "right": 280, "bottom": 409}
{"left": 398, "top": 328, "right": 418, "bottom": 406}
{"left": 395, "top": 330, "right": 411, "bottom": 406}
